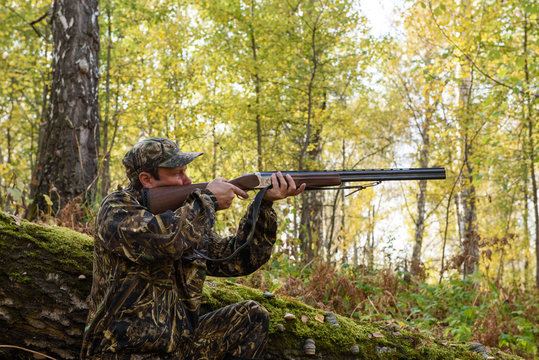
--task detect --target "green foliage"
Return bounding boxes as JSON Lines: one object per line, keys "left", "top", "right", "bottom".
{"left": 401, "top": 277, "right": 538, "bottom": 358}
{"left": 0, "top": 0, "right": 51, "bottom": 215}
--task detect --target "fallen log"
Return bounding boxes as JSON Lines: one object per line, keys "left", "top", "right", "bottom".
{"left": 0, "top": 211, "right": 521, "bottom": 360}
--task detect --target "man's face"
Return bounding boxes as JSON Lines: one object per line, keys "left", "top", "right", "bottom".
{"left": 142, "top": 165, "right": 192, "bottom": 188}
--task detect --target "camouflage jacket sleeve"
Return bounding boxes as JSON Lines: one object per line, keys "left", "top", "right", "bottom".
{"left": 205, "top": 199, "right": 278, "bottom": 277}
{"left": 97, "top": 187, "right": 218, "bottom": 264}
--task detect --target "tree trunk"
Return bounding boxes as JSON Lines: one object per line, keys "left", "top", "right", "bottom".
{"left": 325, "top": 189, "right": 342, "bottom": 263}
{"left": 100, "top": 5, "right": 113, "bottom": 198}
{"left": 456, "top": 66, "right": 479, "bottom": 278}
{"left": 366, "top": 206, "right": 375, "bottom": 269}
{"left": 411, "top": 116, "right": 431, "bottom": 277}
{"left": 0, "top": 212, "right": 93, "bottom": 359}
{"left": 411, "top": 178, "right": 427, "bottom": 276}
{"left": 326, "top": 141, "right": 348, "bottom": 264}
{"left": 458, "top": 145, "right": 479, "bottom": 277}
{"left": 299, "top": 190, "right": 324, "bottom": 264}
{"left": 28, "top": 0, "right": 100, "bottom": 217}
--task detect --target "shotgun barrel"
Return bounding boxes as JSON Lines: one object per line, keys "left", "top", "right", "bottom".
{"left": 259, "top": 167, "right": 446, "bottom": 188}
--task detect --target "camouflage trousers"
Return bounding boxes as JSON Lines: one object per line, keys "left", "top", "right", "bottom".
{"left": 89, "top": 300, "right": 269, "bottom": 360}
{"left": 184, "top": 300, "right": 269, "bottom": 360}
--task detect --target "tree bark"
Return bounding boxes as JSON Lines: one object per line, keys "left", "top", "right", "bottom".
{"left": 365, "top": 206, "right": 376, "bottom": 269}
{"left": 411, "top": 110, "right": 431, "bottom": 277}
{"left": 456, "top": 65, "right": 479, "bottom": 278}
{"left": 28, "top": 0, "right": 100, "bottom": 217}
{"left": 411, "top": 177, "right": 427, "bottom": 276}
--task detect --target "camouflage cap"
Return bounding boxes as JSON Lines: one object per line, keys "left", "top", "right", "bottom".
{"left": 122, "top": 137, "right": 203, "bottom": 183}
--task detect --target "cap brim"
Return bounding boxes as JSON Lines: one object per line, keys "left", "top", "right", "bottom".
{"left": 159, "top": 152, "right": 203, "bottom": 168}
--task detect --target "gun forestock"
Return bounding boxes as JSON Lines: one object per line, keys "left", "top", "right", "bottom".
{"left": 234, "top": 172, "right": 342, "bottom": 189}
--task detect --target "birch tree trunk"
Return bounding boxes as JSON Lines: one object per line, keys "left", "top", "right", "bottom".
{"left": 411, "top": 110, "right": 432, "bottom": 278}
{"left": 456, "top": 74, "right": 479, "bottom": 278}
{"left": 28, "top": 0, "right": 100, "bottom": 217}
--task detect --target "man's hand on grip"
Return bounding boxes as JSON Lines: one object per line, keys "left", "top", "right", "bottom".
{"left": 207, "top": 178, "right": 249, "bottom": 210}
{"left": 263, "top": 172, "right": 306, "bottom": 202}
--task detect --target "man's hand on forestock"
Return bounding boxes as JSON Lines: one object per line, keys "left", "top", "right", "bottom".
{"left": 263, "top": 172, "right": 306, "bottom": 202}
{"left": 207, "top": 177, "right": 249, "bottom": 210}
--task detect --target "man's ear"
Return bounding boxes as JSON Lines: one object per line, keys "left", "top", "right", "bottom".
{"left": 139, "top": 171, "right": 155, "bottom": 189}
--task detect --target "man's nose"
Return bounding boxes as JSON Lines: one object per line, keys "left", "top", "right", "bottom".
{"left": 182, "top": 175, "right": 192, "bottom": 185}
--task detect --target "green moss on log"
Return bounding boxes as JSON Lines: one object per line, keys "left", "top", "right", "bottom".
{"left": 0, "top": 212, "right": 93, "bottom": 266}
{"left": 0, "top": 211, "right": 93, "bottom": 301}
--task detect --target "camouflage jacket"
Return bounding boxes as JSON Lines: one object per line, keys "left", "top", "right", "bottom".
{"left": 80, "top": 186, "right": 277, "bottom": 359}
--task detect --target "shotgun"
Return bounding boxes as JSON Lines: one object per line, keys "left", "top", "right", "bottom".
{"left": 142, "top": 167, "right": 446, "bottom": 214}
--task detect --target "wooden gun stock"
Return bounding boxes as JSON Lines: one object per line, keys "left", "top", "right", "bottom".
{"left": 142, "top": 173, "right": 342, "bottom": 214}
{"left": 142, "top": 168, "right": 446, "bottom": 214}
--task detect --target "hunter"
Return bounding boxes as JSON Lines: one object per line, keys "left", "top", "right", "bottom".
{"left": 80, "top": 137, "right": 305, "bottom": 360}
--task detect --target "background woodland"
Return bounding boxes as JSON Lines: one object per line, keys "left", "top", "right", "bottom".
{"left": 0, "top": 0, "right": 537, "bottom": 358}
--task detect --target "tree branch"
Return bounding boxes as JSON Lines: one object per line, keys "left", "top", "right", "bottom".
{"left": 29, "top": 12, "right": 49, "bottom": 38}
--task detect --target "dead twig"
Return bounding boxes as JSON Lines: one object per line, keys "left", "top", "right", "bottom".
{"left": 0, "top": 345, "right": 57, "bottom": 360}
